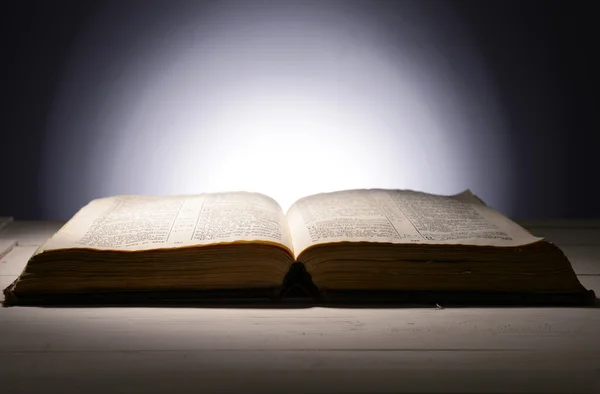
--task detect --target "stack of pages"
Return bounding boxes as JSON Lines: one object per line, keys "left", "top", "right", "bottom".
{"left": 3, "top": 189, "right": 595, "bottom": 305}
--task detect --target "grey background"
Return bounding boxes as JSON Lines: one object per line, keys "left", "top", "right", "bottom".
{"left": 1, "top": 0, "right": 598, "bottom": 220}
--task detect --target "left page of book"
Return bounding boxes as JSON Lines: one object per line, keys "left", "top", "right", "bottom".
{"left": 38, "top": 192, "right": 294, "bottom": 253}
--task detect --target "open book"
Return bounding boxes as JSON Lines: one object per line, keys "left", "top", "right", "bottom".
{"left": 3, "top": 189, "right": 595, "bottom": 305}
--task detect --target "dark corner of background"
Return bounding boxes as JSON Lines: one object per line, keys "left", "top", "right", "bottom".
{"left": 451, "top": 0, "right": 599, "bottom": 218}
{"left": 1, "top": 0, "right": 103, "bottom": 220}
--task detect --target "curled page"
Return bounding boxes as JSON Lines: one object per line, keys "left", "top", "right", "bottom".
{"left": 287, "top": 189, "right": 542, "bottom": 256}
{"left": 40, "top": 192, "right": 293, "bottom": 253}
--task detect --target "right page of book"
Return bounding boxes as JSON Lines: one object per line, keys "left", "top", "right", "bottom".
{"left": 286, "top": 189, "right": 542, "bottom": 257}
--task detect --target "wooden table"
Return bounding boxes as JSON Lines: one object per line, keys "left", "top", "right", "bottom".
{"left": 1, "top": 220, "right": 599, "bottom": 394}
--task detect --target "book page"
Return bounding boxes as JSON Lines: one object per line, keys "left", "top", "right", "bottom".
{"left": 39, "top": 192, "right": 294, "bottom": 253}
{"left": 286, "top": 189, "right": 542, "bottom": 256}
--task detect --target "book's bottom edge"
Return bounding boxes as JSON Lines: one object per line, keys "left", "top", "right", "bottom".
{"left": 2, "top": 286, "right": 282, "bottom": 307}
{"left": 3, "top": 288, "right": 596, "bottom": 307}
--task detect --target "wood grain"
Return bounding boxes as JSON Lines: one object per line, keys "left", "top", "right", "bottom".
{"left": 0, "top": 221, "right": 63, "bottom": 246}
{"left": 0, "top": 239, "right": 16, "bottom": 260}
{"left": 1, "top": 222, "right": 599, "bottom": 394}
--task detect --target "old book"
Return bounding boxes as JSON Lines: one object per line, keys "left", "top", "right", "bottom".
{"left": 2, "top": 189, "right": 595, "bottom": 306}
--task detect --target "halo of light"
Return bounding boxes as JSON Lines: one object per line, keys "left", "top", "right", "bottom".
{"left": 41, "top": 0, "right": 510, "bottom": 218}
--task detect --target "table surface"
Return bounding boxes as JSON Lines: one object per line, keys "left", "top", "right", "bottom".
{"left": 1, "top": 220, "right": 599, "bottom": 394}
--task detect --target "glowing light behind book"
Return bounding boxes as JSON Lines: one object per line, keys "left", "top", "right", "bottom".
{"left": 41, "top": 0, "right": 510, "bottom": 218}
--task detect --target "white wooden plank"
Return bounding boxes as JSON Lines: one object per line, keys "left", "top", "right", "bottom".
{"left": 0, "top": 306, "right": 599, "bottom": 354}
{"left": 523, "top": 227, "right": 600, "bottom": 246}
{"left": 0, "top": 245, "right": 36, "bottom": 276}
{"left": 0, "top": 221, "right": 63, "bottom": 246}
{"left": 0, "top": 352, "right": 598, "bottom": 394}
{"left": 0, "top": 245, "right": 32, "bottom": 295}
{"left": 1, "top": 222, "right": 599, "bottom": 394}
{"left": 578, "top": 276, "right": 600, "bottom": 295}
{"left": 0, "top": 239, "right": 16, "bottom": 260}
{"left": 517, "top": 219, "right": 600, "bottom": 228}
{"left": 2, "top": 349, "right": 597, "bottom": 372}
{"left": 562, "top": 245, "right": 600, "bottom": 274}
